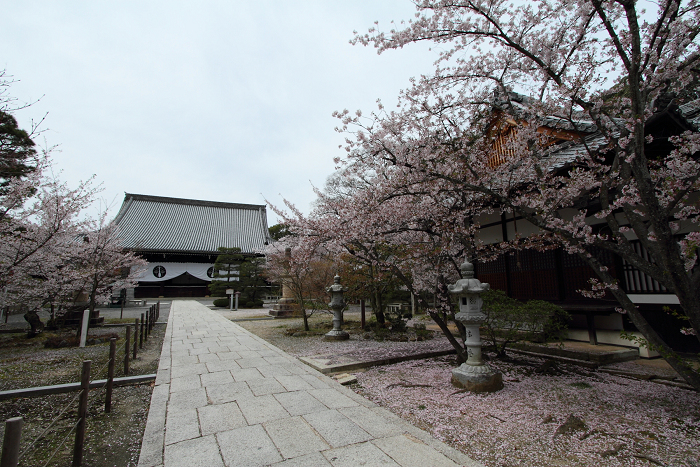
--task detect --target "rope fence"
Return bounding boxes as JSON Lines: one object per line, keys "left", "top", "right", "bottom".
{"left": 0, "top": 301, "right": 161, "bottom": 467}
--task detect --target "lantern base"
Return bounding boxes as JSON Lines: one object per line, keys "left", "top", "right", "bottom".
{"left": 323, "top": 329, "right": 350, "bottom": 341}
{"left": 269, "top": 301, "right": 298, "bottom": 317}
{"left": 451, "top": 363, "right": 503, "bottom": 393}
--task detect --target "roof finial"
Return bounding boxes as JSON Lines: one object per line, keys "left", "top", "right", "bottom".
{"left": 461, "top": 259, "right": 474, "bottom": 279}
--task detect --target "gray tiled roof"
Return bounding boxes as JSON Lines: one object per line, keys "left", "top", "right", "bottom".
{"left": 542, "top": 98, "right": 700, "bottom": 169}
{"left": 114, "top": 194, "right": 272, "bottom": 255}
{"left": 494, "top": 91, "right": 599, "bottom": 133}
{"left": 678, "top": 99, "right": 700, "bottom": 128}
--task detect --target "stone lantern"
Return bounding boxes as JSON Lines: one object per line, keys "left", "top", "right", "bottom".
{"left": 448, "top": 259, "right": 503, "bottom": 392}
{"left": 324, "top": 274, "right": 349, "bottom": 341}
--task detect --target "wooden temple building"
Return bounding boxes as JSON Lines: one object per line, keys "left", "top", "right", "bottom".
{"left": 114, "top": 193, "right": 272, "bottom": 298}
{"left": 473, "top": 92, "right": 700, "bottom": 355}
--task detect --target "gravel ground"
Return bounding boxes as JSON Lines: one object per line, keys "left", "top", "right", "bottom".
{"left": 235, "top": 311, "right": 450, "bottom": 360}
{"left": 4, "top": 304, "right": 695, "bottom": 467}
{"left": 235, "top": 311, "right": 700, "bottom": 467}
{"left": 354, "top": 355, "right": 700, "bottom": 467}
{"left": 0, "top": 304, "right": 168, "bottom": 467}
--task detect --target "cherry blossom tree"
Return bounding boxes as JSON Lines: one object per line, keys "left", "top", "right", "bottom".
{"left": 1, "top": 169, "right": 148, "bottom": 335}
{"left": 0, "top": 78, "right": 147, "bottom": 336}
{"left": 348, "top": 0, "right": 700, "bottom": 387}
{"left": 0, "top": 154, "right": 95, "bottom": 326}
{"left": 68, "top": 212, "right": 147, "bottom": 339}
{"left": 264, "top": 234, "right": 337, "bottom": 331}
{"left": 270, "top": 188, "right": 474, "bottom": 362}
{"left": 0, "top": 159, "right": 148, "bottom": 334}
{"left": 275, "top": 0, "right": 700, "bottom": 388}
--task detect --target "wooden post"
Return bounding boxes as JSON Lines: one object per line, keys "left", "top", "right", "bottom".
{"left": 360, "top": 299, "right": 366, "bottom": 330}
{"left": 72, "top": 360, "right": 91, "bottom": 467}
{"left": 1, "top": 417, "right": 22, "bottom": 467}
{"left": 144, "top": 311, "right": 149, "bottom": 342}
{"left": 124, "top": 326, "right": 130, "bottom": 375}
{"left": 79, "top": 309, "right": 90, "bottom": 348}
{"left": 139, "top": 313, "right": 144, "bottom": 349}
{"left": 105, "top": 338, "right": 116, "bottom": 413}
{"left": 119, "top": 289, "right": 125, "bottom": 320}
{"left": 157, "top": 301, "right": 160, "bottom": 320}
{"left": 585, "top": 311, "right": 598, "bottom": 345}
{"left": 133, "top": 320, "right": 138, "bottom": 359}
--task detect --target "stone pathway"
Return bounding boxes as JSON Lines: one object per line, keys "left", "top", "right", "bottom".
{"left": 138, "top": 300, "right": 482, "bottom": 467}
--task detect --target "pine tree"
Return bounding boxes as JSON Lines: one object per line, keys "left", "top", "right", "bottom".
{"left": 208, "top": 247, "right": 243, "bottom": 297}
{"left": 237, "top": 257, "right": 267, "bottom": 306}
{"left": 0, "top": 110, "right": 37, "bottom": 190}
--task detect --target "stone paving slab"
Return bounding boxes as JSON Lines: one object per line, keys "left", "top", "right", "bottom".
{"left": 138, "top": 300, "right": 483, "bottom": 467}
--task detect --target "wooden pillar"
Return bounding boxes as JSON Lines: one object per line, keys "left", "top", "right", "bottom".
{"left": 500, "top": 212, "right": 512, "bottom": 297}
{"left": 585, "top": 311, "right": 598, "bottom": 345}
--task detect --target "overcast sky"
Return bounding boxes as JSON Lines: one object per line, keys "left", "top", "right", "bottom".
{"left": 1, "top": 1, "right": 436, "bottom": 224}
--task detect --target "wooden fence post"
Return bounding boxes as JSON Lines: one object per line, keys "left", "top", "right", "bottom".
{"left": 119, "top": 289, "right": 125, "bottom": 320}
{"left": 149, "top": 306, "right": 154, "bottom": 334}
{"left": 1, "top": 417, "right": 22, "bottom": 467}
{"left": 156, "top": 301, "right": 160, "bottom": 320}
{"left": 105, "top": 338, "right": 116, "bottom": 413}
{"left": 144, "top": 311, "right": 149, "bottom": 342}
{"left": 133, "top": 320, "right": 138, "bottom": 359}
{"left": 72, "top": 360, "right": 91, "bottom": 467}
{"left": 124, "top": 326, "right": 130, "bottom": 375}
{"left": 139, "top": 314, "right": 144, "bottom": 349}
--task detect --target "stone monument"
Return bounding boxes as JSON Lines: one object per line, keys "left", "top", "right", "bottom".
{"left": 324, "top": 274, "right": 349, "bottom": 341}
{"left": 448, "top": 259, "right": 503, "bottom": 392}
{"left": 269, "top": 247, "right": 298, "bottom": 317}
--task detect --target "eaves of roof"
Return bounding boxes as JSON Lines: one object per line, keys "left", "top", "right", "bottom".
{"left": 542, "top": 98, "right": 700, "bottom": 169}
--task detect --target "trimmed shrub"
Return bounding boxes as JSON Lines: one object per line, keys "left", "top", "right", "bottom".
{"left": 481, "top": 289, "right": 570, "bottom": 357}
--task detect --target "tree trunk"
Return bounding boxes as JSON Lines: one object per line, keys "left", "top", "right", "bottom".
{"left": 302, "top": 307, "right": 309, "bottom": 332}
{"left": 429, "top": 310, "right": 466, "bottom": 364}
{"left": 24, "top": 310, "right": 44, "bottom": 336}
{"left": 369, "top": 294, "right": 378, "bottom": 324}
{"left": 374, "top": 290, "right": 386, "bottom": 324}
{"left": 624, "top": 301, "right": 700, "bottom": 390}
{"left": 585, "top": 253, "right": 700, "bottom": 390}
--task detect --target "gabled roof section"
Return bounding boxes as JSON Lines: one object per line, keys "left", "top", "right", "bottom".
{"left": 542, "top": 97, "right": 700, "bottom": 169}
{"left": 114, "top": 193, "right": 272, "bottom": 255}
{"left": 493, "top": 90, "right": 598, "bottom": 133}
{"left": 678, "top": 99, "right": 700, "bottom": 128}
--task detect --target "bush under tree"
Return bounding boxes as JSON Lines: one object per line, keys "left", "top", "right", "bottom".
{"left": 481, "top": 289, "right": 570, "bottom": 358}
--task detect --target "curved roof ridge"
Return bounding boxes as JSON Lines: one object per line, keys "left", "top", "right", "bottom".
{"left": 123, "top": 193, "right": 266, "bottom": 211}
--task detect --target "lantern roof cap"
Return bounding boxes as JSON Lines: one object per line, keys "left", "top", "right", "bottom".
{"left": 327, "top": 274, "right": 346, "bottom": 293}
{"left": 448, "top": 259, "right": 490, "bottom": 295}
